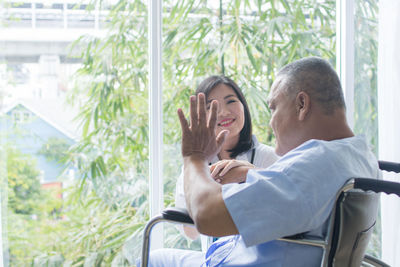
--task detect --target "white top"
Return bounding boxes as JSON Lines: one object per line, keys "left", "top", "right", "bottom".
{"left": 174, "top": 135, "right": 278, "bottom": 250}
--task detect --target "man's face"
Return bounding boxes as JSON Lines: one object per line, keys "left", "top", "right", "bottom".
{"left": 267, "top": 76, "right": 300, "bottom": 156}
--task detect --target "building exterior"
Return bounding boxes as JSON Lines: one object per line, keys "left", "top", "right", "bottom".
{"left": 1, "top": 98, "right": 78, "bottom": 184}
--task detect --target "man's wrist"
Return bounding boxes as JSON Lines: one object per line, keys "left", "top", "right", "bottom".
{"left": 183, "top": 153, "right": 208, "bottom": 163}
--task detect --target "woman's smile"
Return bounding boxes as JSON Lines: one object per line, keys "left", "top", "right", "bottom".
{"left": 218, "top": 118, "right": 235, "bottom": 127}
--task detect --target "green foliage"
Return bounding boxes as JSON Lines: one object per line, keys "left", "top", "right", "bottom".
{"left": 68, "top": 0, "right": 337, "bottom": 192}
{"left": 6, "top": 146, "right": 42, "bottom": 214}
{"left": 62, "top": 0, "right": 338, "bottom": 263}
{"left": 162, "top": 0, "right": 336, "bottom": 149}
{"left": 6, "top": 146, "right": 64, "bottom": 265}
{"left": 8, "top": 184, "right": 143, "bottom": 266}
{"left": 56, "top": 189, "right": 143, "bottom": 266}
{"left": 38, "top": 137, "right": 71, "bottom": 164}
{"left": 67, "top": 0, "right": 149, "bottom": 207}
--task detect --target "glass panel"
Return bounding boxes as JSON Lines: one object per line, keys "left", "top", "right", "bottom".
{"left": 354, "top": 0, "right": 379, "bottom": 154}
{"left": 353, "top": 0, "right": 380, "bottom": 258}
{"left": 162, "top": 0, "right": 336, "bottom": 252}
{"left": 0, "top": 0, "right": 148, "bottom": 265}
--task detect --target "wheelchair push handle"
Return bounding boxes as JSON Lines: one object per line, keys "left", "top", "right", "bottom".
{"left": 378, "top": 160, "right": 400, "bottom": 173}
{"left": 354, "top": 178, "right": 400, "bottom": 197}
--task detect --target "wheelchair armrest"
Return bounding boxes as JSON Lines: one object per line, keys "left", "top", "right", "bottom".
{"left": 162, "top": 207, "right": 194, "bottom": 225}
{"left": 141, "top": 207, "right": 194, "bottom": 267}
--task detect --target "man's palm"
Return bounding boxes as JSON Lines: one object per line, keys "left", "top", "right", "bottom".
{"left": 178, "top": 94, "right": 228, "bottom": 162}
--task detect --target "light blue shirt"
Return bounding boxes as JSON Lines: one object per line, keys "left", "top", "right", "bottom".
{"left": 212, "top": 135, "right": 379, "bottom": 266}
{"left": 143, "top": 135, "right": 379, "bottom": 267}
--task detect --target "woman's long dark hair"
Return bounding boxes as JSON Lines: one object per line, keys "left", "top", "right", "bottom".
{"left": 195, "top": 75, "right": 253, "bottom": 158}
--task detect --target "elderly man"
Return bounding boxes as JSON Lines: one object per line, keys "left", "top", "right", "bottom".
{"left": 142, "top": 57, "right": 379, "bottom": 266}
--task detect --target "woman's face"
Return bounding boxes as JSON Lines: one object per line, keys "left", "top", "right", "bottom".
{"left": 206, "top": 84, "right": 245, "bottom": 140}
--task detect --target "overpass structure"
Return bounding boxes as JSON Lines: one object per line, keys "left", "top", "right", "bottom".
{"left": 0, "top": 0, "right": 107, "bottom": 63}
{"left": 0, "top": 0, "right": 109, "bottom": 107}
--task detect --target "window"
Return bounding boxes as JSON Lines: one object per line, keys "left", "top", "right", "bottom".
{"left": 12, "top": 111, "right": 21, "bottom": 123}
{"left": 1, "top": 0, "right": 397, "bottom": 265}
{"left": 11, "top": 110, "right": 31, "bottom": 123}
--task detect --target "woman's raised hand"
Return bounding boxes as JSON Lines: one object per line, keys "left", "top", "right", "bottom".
{"left": 177, "top": 93, "right": 229, "bottom": 162}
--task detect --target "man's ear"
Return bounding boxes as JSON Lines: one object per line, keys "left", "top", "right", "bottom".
{"left": 296, "top": 91, "right": 310, "bottom": 121}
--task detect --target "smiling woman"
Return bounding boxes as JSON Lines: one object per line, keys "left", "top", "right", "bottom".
{"left": 197, "top": 76, "right": 249, "bottom": 159}
{"left": 207, "top": 84, "right": 245, "bottom": 158}
{"left": 174, "top": 75, "right": 278, "bottom": 250}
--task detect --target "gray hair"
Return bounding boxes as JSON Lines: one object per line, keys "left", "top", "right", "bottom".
{"left": 277, "top": 57, "right": 345, "bottom": 115}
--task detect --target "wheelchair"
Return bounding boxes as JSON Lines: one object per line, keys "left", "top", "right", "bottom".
{"left": 142, "top": 160, "right": 400, "bottom": 267}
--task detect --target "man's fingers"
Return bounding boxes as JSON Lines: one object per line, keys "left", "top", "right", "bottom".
{"left": 177, "top": 108, "right": 189, "bottom": 133}
{"left": 198, "top": 93, "right": 207, "bottom": 125}
{"left": 208, "top": 100, "right": 218, "bottom": 130}
{"left": 216, "top": 130, "right": 229, "bottom": 149}
{"left": 189, "top": 95, "right": 198, "bottom": 128}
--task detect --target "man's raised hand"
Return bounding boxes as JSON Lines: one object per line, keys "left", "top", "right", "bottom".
{"left": 177, "top": 93, "right": 228, "bottom": 162}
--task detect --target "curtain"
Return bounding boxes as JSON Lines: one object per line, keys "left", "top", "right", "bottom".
{"left": 377, "top": 0, "right": 400, "bottom": 265}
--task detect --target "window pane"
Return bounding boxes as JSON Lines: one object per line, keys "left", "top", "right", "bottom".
{"left": 353, "top": 0, "right": 380, "bottom": 258}
{"left": 354, "top": 0, "right": 379, "bottom": 154}
{"left": 0, "top": 0, "right": 148, "bottom": 265}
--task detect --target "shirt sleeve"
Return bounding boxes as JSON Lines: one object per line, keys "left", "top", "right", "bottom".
{"left": 222, "top": 141, "right": 348, "bottom": 247}
{"left": 222, "top": 168, "right": 313, "bottom": 247}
